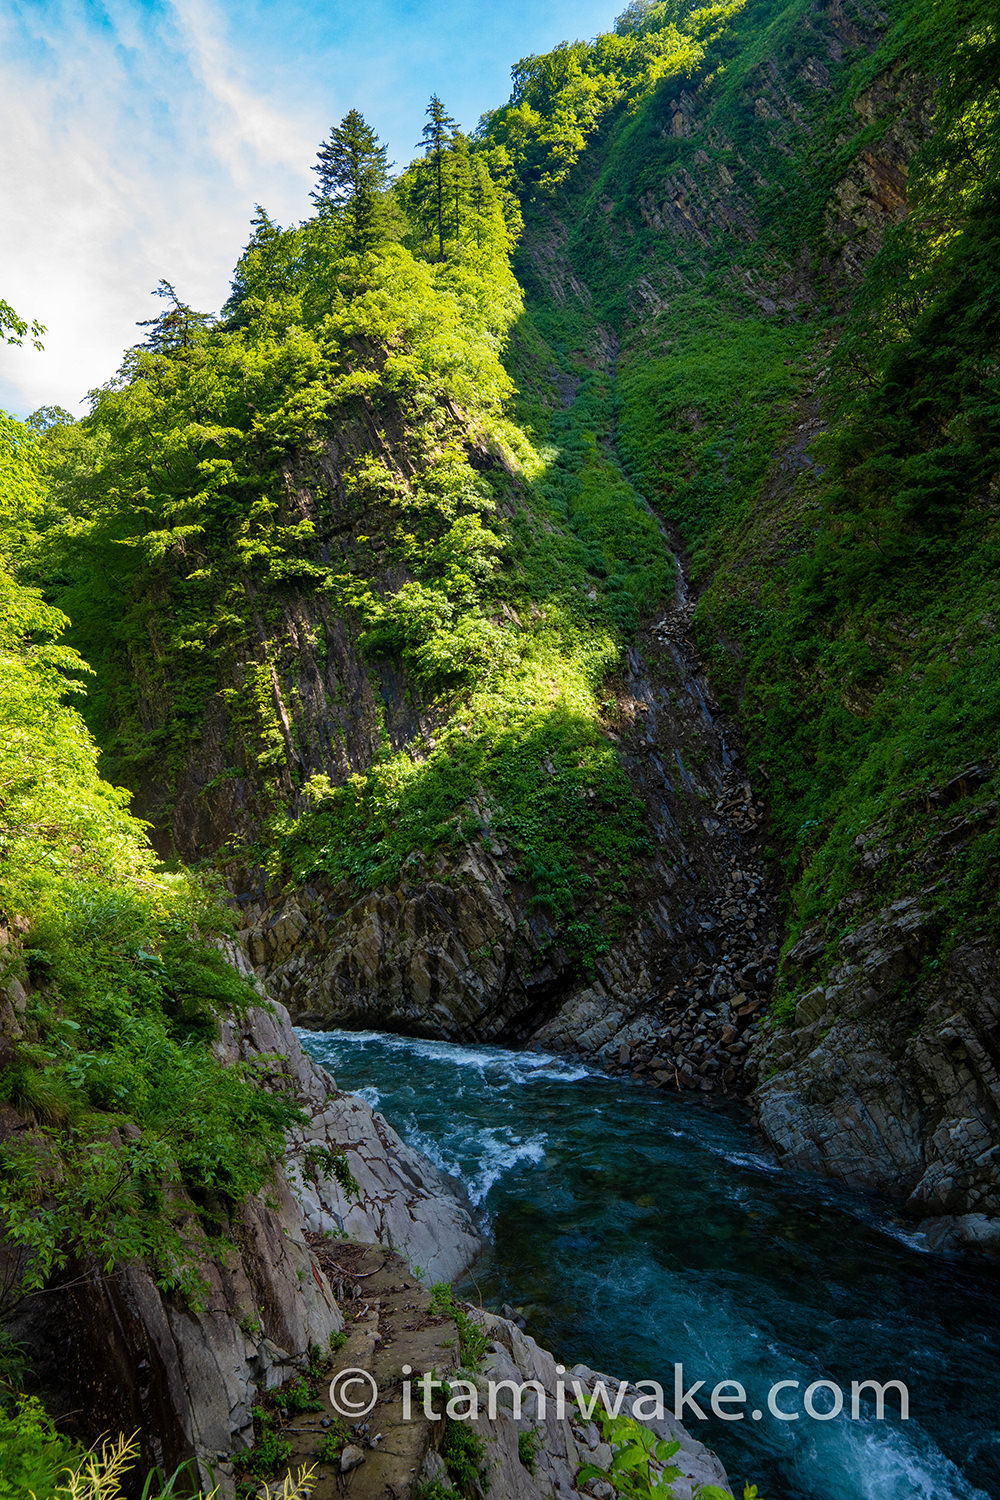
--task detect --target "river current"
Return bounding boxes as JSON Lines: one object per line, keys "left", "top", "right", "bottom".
{"left": 299, "top": 1028, "right": 1000, "bottom": 1500}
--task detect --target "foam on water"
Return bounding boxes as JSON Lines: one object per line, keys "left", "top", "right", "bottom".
{"left": 302, "top": 1028, "right": 572, "bottom": 1206}
{"left": 307, "top": 1027, "right": 593, "bottom": 1086}
{"left": 298, "top": 1027, "right": 1000, "bottom": 1500}
{"left": 406, "top": 1123, "right": 548, "bottom": 1207}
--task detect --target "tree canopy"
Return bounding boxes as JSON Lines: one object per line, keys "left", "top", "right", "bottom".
{"left": 311, "top": 108, "right": 392, "bottom": 252}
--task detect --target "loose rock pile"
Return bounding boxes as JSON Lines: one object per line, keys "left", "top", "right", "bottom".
{"left": 612, "top": 987, "right": 767, "bottom": 1093}
{"left": 603, "top": 833, "right": 777, "bottom": 1095}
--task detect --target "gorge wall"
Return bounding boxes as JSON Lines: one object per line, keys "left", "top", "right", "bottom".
{"left": 40, "top": 0, "right": 1000, "bottom": 1239}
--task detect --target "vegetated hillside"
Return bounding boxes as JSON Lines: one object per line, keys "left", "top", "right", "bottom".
{"left": 0, "top": 395, "right": 334, "bottom": 1484}
{"left": 34, "top": 102, "right": 779, "bottom": 1047}
{"left": 488, "top": 0, "right": 998, "bottom": 980}
{"left": 488, "top": 0, "right": 999, "bottom": 1225}
{"left": 2, "top": 377, "right": 488, "bottom": 1491}
{"left": 42, "top": 183, "right": 667, "bottom": 951}
{"left": 1, "top": 408, "right": 299, "bottom": 1293}
{"left": 28, "top": 0, "right": 1000, "bottom": 1204}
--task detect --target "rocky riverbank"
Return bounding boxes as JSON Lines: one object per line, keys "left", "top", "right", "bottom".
{"left": 1, "top": 952, "right": 733, "bottom": 1497}
{"left": 279, "top": 1243, "right": 730, "bottom": 1500}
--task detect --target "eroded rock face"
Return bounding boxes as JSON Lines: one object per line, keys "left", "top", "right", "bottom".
{"left": 4, "top": 962, "right": 481, "bottom": 1490}
{"left": 40, "top": 1182, "right": 343, "bottom": 1488}
{"left": 750, "top": 911, "right": 1000, "bottom": 1251}
{"left": 216, "top": 978, "right": 483, "bottom": 1284}
{"left": 241, "top": 612, "right": 780, "bottom": 1090}
{"left": 468, "top": 1309, "right": 731, "bottom": 1500}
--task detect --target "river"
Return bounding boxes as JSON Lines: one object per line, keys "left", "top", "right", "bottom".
{"left": 299, "top": 1028, "right": 1000, "bottom": 1500}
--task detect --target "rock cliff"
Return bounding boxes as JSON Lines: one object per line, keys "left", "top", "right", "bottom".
{"left": 238, "top": 587, "right": 779, "bottom": 1088}
{"left": 751, "top": 910, "right": 1000, "bottom": 1254}
{"left": 1, "top": 956, "right": 480, "bottom": 1489}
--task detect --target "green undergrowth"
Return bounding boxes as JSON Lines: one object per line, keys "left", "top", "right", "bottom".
{"left": 493, "top": 0, "right": 1000, "bottom": 997}
{"left": 704, "top": 0, "right": 1000, "bottom": 965}
{"left": 33, "top": 125, "right": 678, "bottom": 964}
{"left": 266, "top": 345, "right": 669, "bottom": 965}
{"left": 1, "top": 398, "right": 303, "bottom": 1313}
{"left": 0, "top": 882, "right": 302, "bottom": 1308}
{"left": 616, "top": 294, "right": 817, "bottom": 571}
{"left": 428, "top": 1283, "right": 490, "bottom": 1369}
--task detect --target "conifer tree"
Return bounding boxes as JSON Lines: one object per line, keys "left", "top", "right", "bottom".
{"left": 311, "top": 109, "right": 390, "bottom": 252}
{"left": 137, "top": 281, "right": 213, "bottom": 353}
{"left": 222, "top": 206, "right": 290, "bottom": 325}
{"left": 417, "top": 94, "right": 457, "bottom": 260}
{"left": 449, "top": 132, "right": 474, "bottom": 253}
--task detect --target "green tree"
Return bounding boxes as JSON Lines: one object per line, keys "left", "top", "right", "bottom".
{"left": 448, "top": 132, "right": 475, "bottom": 252}
{"left": 137, "top": 279, "right": 214, "bottom": 354}
{"left": 417, "top": 94, "right": 458, "bottom": 259}
{"left": 222, "top": 205, "right": 298, "bottom": 327}
{"left": 0, "top": 298, "right": 44, "bottom": 352}
{"left": 311, "top": 109, "right": 391, "bottom": 252}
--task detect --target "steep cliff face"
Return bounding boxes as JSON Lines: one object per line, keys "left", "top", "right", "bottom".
{"left": 130, "top": 410, "right": 503, "bottom": 864}
{"left": 493, "top": 0, "right": 999, "bottom": 1233}
{"left": 752, "top": 923, "right": 1000, "bottom": 1252}
{"left": 1, "top": 956, "right": 481, "bottom": 1489}
{"left": 240, "top": 589, "right": 778, "bottom": 1079}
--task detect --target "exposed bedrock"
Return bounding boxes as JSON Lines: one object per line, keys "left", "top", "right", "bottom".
{"left": 750, "top": 912, "right": 1000, "bottom": 1254}
{"left": 1, "top": 966, "right": 480, "bottom": 1491}
{"left": 240, "top": 598, "right": 780, "bottom": 1089}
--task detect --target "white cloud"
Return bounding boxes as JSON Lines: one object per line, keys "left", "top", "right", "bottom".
{"left": 167, "top": 0, "right": 317, "bottom": 181}
{"left": 0, "top": 0, "right": 623, "bottom": 416}
{"left": 0, "top": 0, "right": 318, "bottom": 416}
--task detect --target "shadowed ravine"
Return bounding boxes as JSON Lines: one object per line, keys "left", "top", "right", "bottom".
{"left": 301, "top": 1028, "right": 1000, "bottom": 1500}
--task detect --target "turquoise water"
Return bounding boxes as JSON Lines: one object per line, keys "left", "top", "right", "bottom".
{"left": 299, "top": 1029, "right": 1000, "bottom": 1500}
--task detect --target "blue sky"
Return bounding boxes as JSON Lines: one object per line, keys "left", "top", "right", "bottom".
{"left": 1, "top": 0, "right": 621, "bottom": 417}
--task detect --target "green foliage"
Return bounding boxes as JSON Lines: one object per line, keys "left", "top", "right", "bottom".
{"left": 616, "top": 297, "right": 814, "bottom": 569}
{"left": 441, "top": 1417, "right": 488, "bottom": 1496}
{"left": 428, "top": 1284, "right": 490, "bottom": 1369}
{"left": 414, "top": 1483, "right": 460, "bottom": 1500}
{"left": 30, "top": 0, "right": 996, "bottom": 1045}
{"left": 481, "top": 2, "right": 749, "bottom": 197}
{"left": 700, "top": 0, "right": 1000, "bottom": 964}
{"left": 0, "top": 1396, "right": 83, "bottom": 1500}
{"left": 294, "top": 1141, "right": 360, "bottom": 1199}
{"left": 0, "top": 298, "right": 44, "bottom": 352}
{"left": 497, "top": 0, "right": 1000, "bottom": 1007}
{"left": 278, "top": 682, "right": 645, "bottom": 966}
{"left": 232, "top": 1406, "right": 291, "bottom": 1482}
{"left": 578, "top": 1414, "right": 683, "bottom": 1499}
{"left": 137, "top": 281, "right": 214, "bottom": 354}
{"left": 311, "top": 109, "right": 392, "bottom": 252}
{"left": 0, "top": 890, "right": 303, "bottom": 1308}
{"left": 315, "top": 1420, "right": 349, "bottom": 1464}
{"left": 25, "top": 91, "right": 675, "bottom": 968}
{"left": 413, "top": 95, "right": 459, "bottom": 261}
{"left": 578, "top": 1412, "right": 755, "bottom": 1500}
{"left": 272, "top": 1378, "right": 321, "bottom": 1416}
{"left": 517, "top": 1425, "right": 540, "bottom": 1473}
{"left": 0, "top": 409, "right": 153, "bottom": 920}
{"left": 0, "top": 1414, "right": 312, "bottom": 1500}
{"left": 1, "top": 387, "right": 304, "bottom": 1314}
